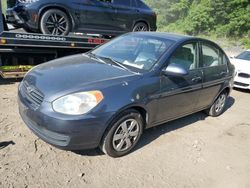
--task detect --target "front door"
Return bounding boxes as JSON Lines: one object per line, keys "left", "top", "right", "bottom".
{"left": 156, "top": 42, "right": 203, "bottom": 123}
{"left": 77, "top": 0, "right": 116, "bottom": 33}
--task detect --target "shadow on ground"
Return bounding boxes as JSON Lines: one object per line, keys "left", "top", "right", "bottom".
{"left": 0, "top": 78, "right": 22, "bottom": 85}
{"left": 233, "top": 87, "right": 250, "bottom": 94}
{"left": 74, "top": 149, "right": 104, "bottom": 157}
{"left": 74, "top": 96, "right": 235, "bottom": 157}
{"left": 0, "top": 141, "right": 15, "bottom": 150}
{"left": 135, "top": 96, "right": 235, "bottom": 152}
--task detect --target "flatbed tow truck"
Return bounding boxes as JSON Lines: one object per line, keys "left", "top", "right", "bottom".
{"left": 0, "top": 2, "right": 108, "bottom": 79}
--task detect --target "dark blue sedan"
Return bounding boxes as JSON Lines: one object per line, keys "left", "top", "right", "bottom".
{"left": 18, "top": 32, "right": 235, "bottom": 157}
{"left": 6, "top": 0, "right": 156, "bottom": 36}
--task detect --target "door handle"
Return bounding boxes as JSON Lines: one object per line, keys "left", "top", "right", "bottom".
{"left": 192, "top": 76, "right": 202, "bottom": 83}
{"left": 220, "top": 71, "right": 227, "bottom": 76}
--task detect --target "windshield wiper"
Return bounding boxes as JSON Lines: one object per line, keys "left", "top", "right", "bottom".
{"left": 99, "top": 56, "right": 132, "bottom": 72}
{"left": 86, "top": 52, "right": 106, "bottom": 64}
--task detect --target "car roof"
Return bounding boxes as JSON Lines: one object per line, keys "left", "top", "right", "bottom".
{"left": 132, "top": 32, "right": 194, "bottom": 42}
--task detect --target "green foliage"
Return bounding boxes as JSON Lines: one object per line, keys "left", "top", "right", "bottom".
{"left": 241, "top": 38, "right": 250, "bottom": 49}
{"left": 144, "top": 0, "right": 250, "bottom": 39}
{"left": 1, "top": 0, "right": 7, "bottom": 14}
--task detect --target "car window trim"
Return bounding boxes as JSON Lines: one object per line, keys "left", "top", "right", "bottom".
{"left": 166, "top": 41, "right": 200, "bottom": 71}
{"left": 112, "top": 0, "right": 132, "bottom": 7}
{"left": 200, "top": 41, "right": 226, "bottom": 68}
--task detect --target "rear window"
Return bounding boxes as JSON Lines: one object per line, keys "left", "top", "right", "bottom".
{"left": 113, "top": 0, "right": 131, "bottom": 7}
{"left": 136, "top": 0, "right": 149, "bottom": 9}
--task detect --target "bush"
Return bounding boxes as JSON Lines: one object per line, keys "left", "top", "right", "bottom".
{"left": 241, "top": 38, "right": 250, "bottom": 49}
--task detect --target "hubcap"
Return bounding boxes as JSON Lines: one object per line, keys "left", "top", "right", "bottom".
{"left": 215, "top": 94, "right": 226, "bottom": 113}
{"left": 112, "top": 119, "right": 140, "bottom": 152}
{"left": 134, "top": 25, "right": 148, "bottom": 32}
{"left": 46, "top": 13, "right": 67, "bottom": 35}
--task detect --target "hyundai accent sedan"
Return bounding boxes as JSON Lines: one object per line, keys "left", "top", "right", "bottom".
{"left": 18, "top": 32, "right": 235, "bottom": 157}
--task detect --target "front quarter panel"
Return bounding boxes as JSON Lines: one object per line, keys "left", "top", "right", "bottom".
{"left": 95, "top": 74, "right": 161, "bottom": 128}
{"left": 37, "top": 0, "right": 79, "bottom": 29}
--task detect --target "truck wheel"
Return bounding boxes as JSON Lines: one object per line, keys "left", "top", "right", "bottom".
{"left": 101, "top": 109, "right": 143, "bottom": 158}
{"left": 132, "top": 22, "right": 149, "bottom": 32}
{"left": 40, "top": 9, "right": 71, "bottom": 36}
{"left": 205, "top": 91, "right": 228, "bottom": 117}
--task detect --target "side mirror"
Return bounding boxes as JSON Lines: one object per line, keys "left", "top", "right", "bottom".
{"left": 162, "top": 63, "right": 189, "bottom": 77}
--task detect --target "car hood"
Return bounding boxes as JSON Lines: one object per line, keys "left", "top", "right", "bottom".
{"left": 231, "top": 58, "right": 250, "bottom": 73}
{"left": 24, "top": 54, "right": 139, "bottom": 102}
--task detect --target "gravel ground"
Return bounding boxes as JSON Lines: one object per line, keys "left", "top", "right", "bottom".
{"left": 0, "top": 79, "right": 250, "bottom": 188}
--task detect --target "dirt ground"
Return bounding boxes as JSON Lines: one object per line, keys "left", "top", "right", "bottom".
{"left": 0, "top": 79, "right": 250, "bottom": 188}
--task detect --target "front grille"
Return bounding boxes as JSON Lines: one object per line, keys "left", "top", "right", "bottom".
{"left": 238, "top": 73, "right": 250, "bottom": 78}
{"left": 21, "top": 81, "right": 44, "bottom": 109}
{"left": 7, "top": 0, "right": 17, "bottom": 8}
{"left": 234, "top": 82, "right": 249, "bottom": 87}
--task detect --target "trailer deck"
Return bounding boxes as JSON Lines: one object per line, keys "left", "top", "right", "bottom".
{"left": 0, "top": 2, "right": 108, "bottom": 78}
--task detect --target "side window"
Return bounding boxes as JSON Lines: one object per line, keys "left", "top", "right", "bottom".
{"left": 113, "top": 0, "right": 131, "bottom": 7}
{"left": 136, "top": 0, "right": 148, "bottom": 8}
{"left": 131, "top": 0, "right": 137, "bottom": 7}
{"left": 169, "top": 43, "right": 198, "bottom": 70}
{"left": 222, "top": 54, "right": 228, "bottom": 65}
{"left": 201, "top": 43, "right": 224, "bottom": 67}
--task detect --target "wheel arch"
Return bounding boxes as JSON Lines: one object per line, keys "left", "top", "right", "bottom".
{"left": 38, "top": 5, "right": 75, "bottom": 31}
{"left": 211, "top": 86, "right": 231, "bottom": 106}
{"left": 111, "top": 104, "right": 149, "bottom": 129}
{"left": 133, "top": 19, "right": 150, "bottom": 30}
{"left": 99, "top": 104, "right": 149, "bottom": 146}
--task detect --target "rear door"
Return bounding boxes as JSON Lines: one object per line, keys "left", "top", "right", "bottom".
{"left": 196, "top": 41, "right": 229, "bottom": 109}
{"left": 77, "top": 0, "right": 117, "bottom": 32}
{"left": 111, "top": 0, "right": 136, "bottom": 32}
{"left": 156, "top": 42, "right": 203, "bottom": 123}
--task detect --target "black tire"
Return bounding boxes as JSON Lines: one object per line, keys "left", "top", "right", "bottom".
{"left": 132, "top": 22, "right": 149, "bottom": 32}
{"left": 40, "top": 9, "right": 71, "bottom": 36}
{"left": 100, "top": 109, "right": 144, "bottom": 158}
{"left": 205, "top": 91, "right": 228, "bottom": 117}
{"left": 22, "top": 26, "right": 39, "bottom": 33}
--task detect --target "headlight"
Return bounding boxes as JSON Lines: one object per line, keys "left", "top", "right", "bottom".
{"left": 52, "top": 91, "right": 104, "bottom": 115}
{"left": 18, "top": 0, "right": 40, "bottom": 3}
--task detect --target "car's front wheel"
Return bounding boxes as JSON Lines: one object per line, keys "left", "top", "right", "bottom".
{"left": 101, "top": 109, "right": 143, "bottom": 157}
{"left": 40, "top": 9, "right": 71, "bottom": 36}
{"left": 205, "top": 91, "right": 228, "bottom": 117}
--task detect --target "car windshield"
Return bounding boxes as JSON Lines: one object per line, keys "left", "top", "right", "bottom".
{"left": 236, "top": 51, "right": 250, "bottom": 61}
{"left": 91, "top": 34, "right": 174, "bottom": 72}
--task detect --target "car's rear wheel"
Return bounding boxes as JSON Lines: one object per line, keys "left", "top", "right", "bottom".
{"left": 205, "top": 91, "right": 228, "bottom": 117}
{"left": 40, "top": 9, "right": 71, "bottom": 36}
{"left": 101, "top": 109, "right": 143, "bottom": 158}
{"left": 132, "top": 22, "right": 149, "bottom": 32}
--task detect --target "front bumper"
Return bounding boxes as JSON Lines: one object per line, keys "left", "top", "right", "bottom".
{"left": 6, "top": 8, "right": 24, "bottom": 26}
{"left": 18, "top": 89, "right": 115, "bottom": 150}
{"left": 234, "top": 72, "right": 250, "bottom": 90}
{"left": 6, "top": 6, "right": 39, "bottom": 30}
